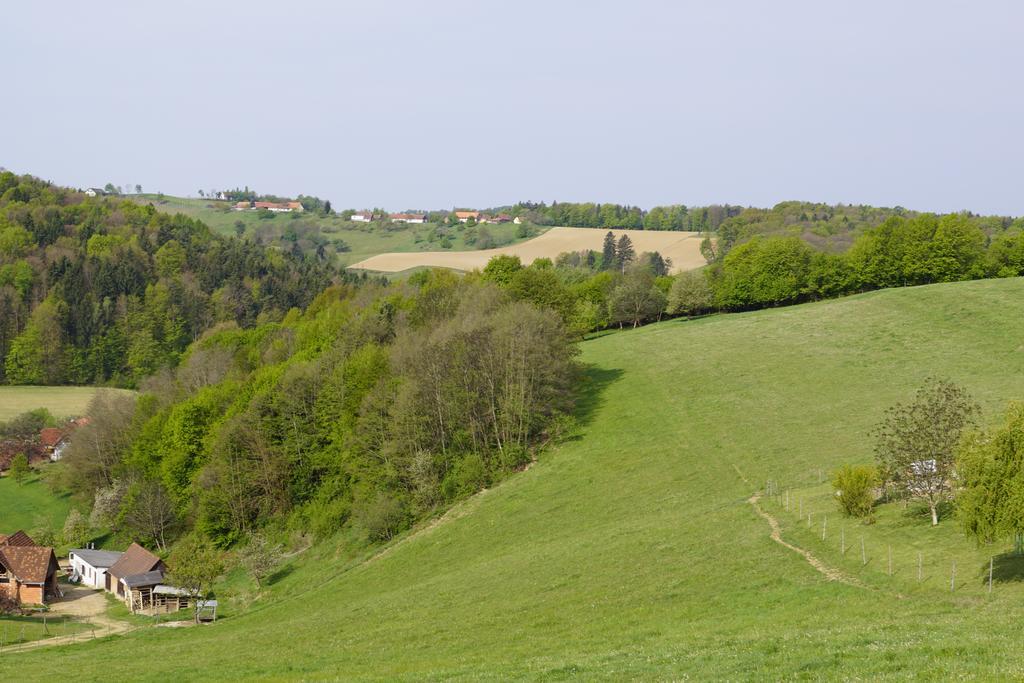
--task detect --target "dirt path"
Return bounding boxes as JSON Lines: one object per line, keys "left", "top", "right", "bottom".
{"left": 0, "top": 585, "right": 133, "bottom": 654}
{"left": 748, "top": 492, "right": 865, "bottom": 588}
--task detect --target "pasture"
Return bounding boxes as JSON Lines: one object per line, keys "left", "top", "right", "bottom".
{"left": 348, "top": 226, "right": 707, "bottom": 273}
{"left": 0, "top": 473, "right": 71, "bottom": 536}
{"left": 10, "top": 278, "right": 1024, "bottom": 679}
{"left": 0, "top": 386, "right": 124, "bottom": 422}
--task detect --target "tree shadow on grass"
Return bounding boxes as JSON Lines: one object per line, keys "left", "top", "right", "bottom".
{"left": 266, "top": 563, "right": 295, "bottom": 586}
{"left": 570, "top": 365, "right": 625, "bottom": 434}
{"left": 988, "top": 553, "right": 1024, "bottom": 584}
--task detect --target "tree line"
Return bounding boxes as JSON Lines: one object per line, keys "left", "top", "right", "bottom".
{"left": 0, "top": 172, "right": 338, "bottom": 386}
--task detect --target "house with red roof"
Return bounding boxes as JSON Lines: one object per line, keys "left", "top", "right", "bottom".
{"left": 0, "top": 531, "right": 60, "bottom": 606}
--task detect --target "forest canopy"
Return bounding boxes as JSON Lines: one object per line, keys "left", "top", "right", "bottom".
{"left": 0, "top": 172, "right": 336, "bottom": 386}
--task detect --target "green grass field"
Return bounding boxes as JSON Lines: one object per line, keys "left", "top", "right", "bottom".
{"left": 10, "top": 278, "right": 1024, "bottom": 679}
{"left": 130, "top": 195, "right": 540, "bottom": 268}
{"left": 0, "top": 473, "right": 72, "bottom": 536}
{"left": 0, "top": 614, "right": 89, "bottom": 648}
{"left": 0, "top": 386, "right": 125, "bottom": 422}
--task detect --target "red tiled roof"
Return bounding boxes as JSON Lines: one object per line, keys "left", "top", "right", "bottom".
{"left": 0, "top": 545, "right": 57, "bottom": 584}
{"left": 0, "top": 530, "right": 36, "bottom": 547}
{"left": 107, "top": 542, "right": 163, "bottom": 580}
{"left": 455, "top": 211, "right": 479, "bottom": 219}
{"left": 39, "top": 428, "right": 65, "bottom": 448}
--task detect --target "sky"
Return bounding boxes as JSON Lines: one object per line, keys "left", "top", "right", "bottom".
{"left": 3, "top": 1, "right": 1023, "bottom": 214}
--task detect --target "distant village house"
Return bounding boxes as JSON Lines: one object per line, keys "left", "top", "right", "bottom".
{"left": 233, "top": 201, "right": 304, "bottom": 213}
{"left": 350, "top": 211, "right": 376, "bottom": 222}
{"left": 455, "top": 211, "right": 480, "bottom": 223}
{"left": 480, "top": 214, "right": 512, "bottom": 224}
{"left": 389, "top": 213, "right": 428, "bottom": 224}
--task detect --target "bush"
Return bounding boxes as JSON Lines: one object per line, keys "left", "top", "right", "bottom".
{"left": 8, "top": 453, "right": 29, "bottom": 483}
{"left": 353, "top": 492, "right": 408, "bottom": 542}
{"left": 832, "top": 464, "right": 880, "bottom": 518}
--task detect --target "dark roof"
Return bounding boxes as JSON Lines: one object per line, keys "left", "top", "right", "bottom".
{"left": 121, "top": 569, "right": 165, "bottom": 588}
{"left": 0, "top": 545, "right": 57, "bottom": 584}
{"left": 0, "top": 530, "right": 36, "bottom": 547}
{"left": 70, "top": 549, "right": 124, "bottom": 568}
{"left": 107, "top": 543, "right": 163, "bottom": 580}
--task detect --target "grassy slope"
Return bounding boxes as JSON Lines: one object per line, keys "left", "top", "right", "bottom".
{"left": 131, "top": 195, "right": 538, "bottom": 268}
{"left": 0, "top": 386, "right": 124, "bottom": 422}
{"left": 0, "top": 473, "right": 71, "bottom": 535}
{"left": 10, "top": 279, "right": 1024, "bottom": 679}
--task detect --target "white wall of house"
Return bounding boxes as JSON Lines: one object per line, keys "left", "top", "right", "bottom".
{"left": 68, "top": 553, "right": 109, "bottom": 590}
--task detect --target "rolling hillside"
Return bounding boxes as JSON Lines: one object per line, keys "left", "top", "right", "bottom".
{"left": 348, "top": 227, "right": 706, "bottom": 274}
{"left": 129, "top": 195, "right": 540, "bottom": 268}
{"left": 10, "top": 278, "right": 1024, "bottom": 679}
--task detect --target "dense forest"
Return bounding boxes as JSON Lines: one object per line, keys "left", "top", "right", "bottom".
{"left": 61, "top": 272, "right": 578, "bottom": 548}
{"left": 0, "top": 173, "right": 336, "bottom": 386}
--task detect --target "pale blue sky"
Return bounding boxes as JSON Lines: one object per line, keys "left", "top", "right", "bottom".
{"left": 3, "top": 1, "right": 1023, "bottom": 214}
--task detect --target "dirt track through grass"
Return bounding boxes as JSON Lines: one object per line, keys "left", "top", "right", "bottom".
{"left": 749, "top": 493, "right": 864, "bottom": 587}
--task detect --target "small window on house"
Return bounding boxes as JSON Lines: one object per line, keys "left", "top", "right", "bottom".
{"left": 0, "top": 563, "right": 8, "bottom": 583}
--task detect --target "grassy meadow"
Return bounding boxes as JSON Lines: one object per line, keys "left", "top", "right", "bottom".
{"left": 9, "top": 279, "right": 1024, "bottom": 678}
{"left": 0, "top": 473, "right": 72, "bottom": 536}
{"left": 130, "top": 195, "right": 538, "bottom": 268}
{"left": 0, "top": 614, "right": 89, "bottom": 648}
{"left": 0, "top": 386, "right": 124, "bottom": 422}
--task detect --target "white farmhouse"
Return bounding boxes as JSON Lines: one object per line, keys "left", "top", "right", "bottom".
{"left": 351, "top": 211, "right": 375, "bottom": 222}
{"left": 68, "top": 548, "right": 124, "bottom": 590}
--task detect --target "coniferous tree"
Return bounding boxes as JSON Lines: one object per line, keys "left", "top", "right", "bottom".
{"left": 616, "top": 234, "right": 635, "bottom": 272}
{"left": 601, "top": 231, "right": 616, "bottom": 270}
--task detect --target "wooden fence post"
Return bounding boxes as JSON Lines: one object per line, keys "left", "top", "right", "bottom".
{"left": 861, "top": 537, "right": 866, "bottom": 565}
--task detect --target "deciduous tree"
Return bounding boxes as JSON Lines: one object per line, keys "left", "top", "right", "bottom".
{"left": 873, "top": 378, "right": 978, "bottom": 525}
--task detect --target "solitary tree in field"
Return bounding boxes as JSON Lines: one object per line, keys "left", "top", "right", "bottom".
{"left": 873, "top": 378, "right": 978, "bottom": 525}
{"left": 958, "top": 402, "right": 1024, "bottom": 554}
{"left": 135, "top": 184, "right": 142, "bottom": 194}
{"left": 9, "top": 453, "right": 29, "bottom": 483}
{"left": 239, "top": 532, "right": 283, "bottom": 587}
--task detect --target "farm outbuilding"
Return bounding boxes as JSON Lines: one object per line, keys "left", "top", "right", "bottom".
{"left": 105, "top": 542, "right": 165, "bottom": 597}
{"left": 68, "top": 548, "right": 124, "bottom": 589}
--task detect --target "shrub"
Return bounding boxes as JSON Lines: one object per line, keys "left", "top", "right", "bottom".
{"left": 8, "top": 453, "right": 29, "bottom": 483}
{"left": 832, "top": 464, "right": 880, "bottom": 519}
{"left": 353, "top": 492, "right": 408, "bottom": 542}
